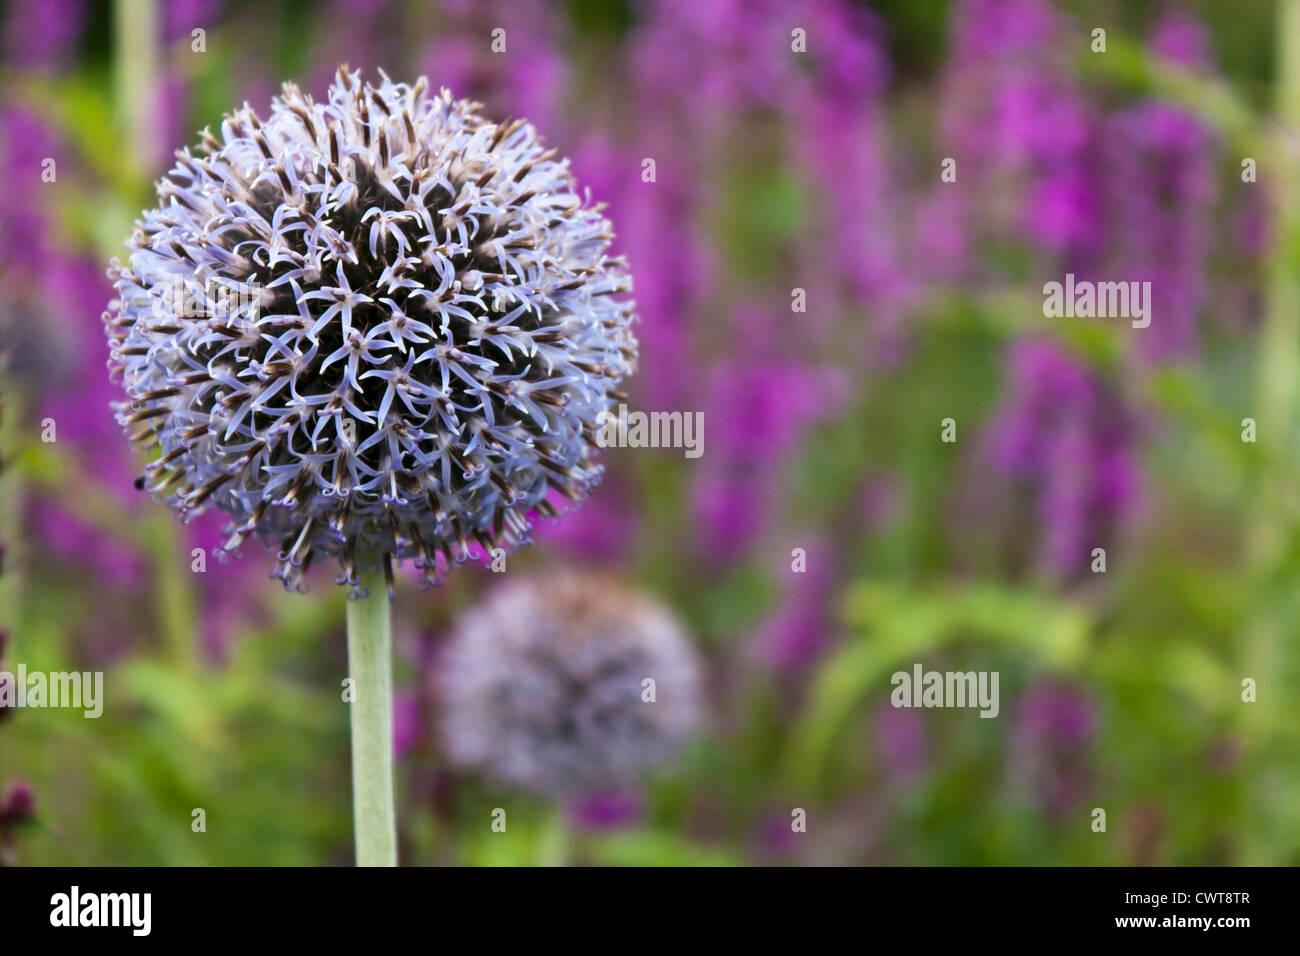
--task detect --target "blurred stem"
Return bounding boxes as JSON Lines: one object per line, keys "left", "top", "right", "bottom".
{"left": 152, "top": 516, "right": 198, "bottom": 671}
{"left": 1251, "top": 2, "right": 1300, "bottom": 568}
{"left": 537, "top": 807, "right": 571, "bottom": 866}
{"left": 346, "top": 577, "right": 396, "bottom": 866}
{"left": 114, "top": 0, "right": 157, "bottom": 172}
{"left": 1240, "top": 0, "right": 1300, "bottom": 866}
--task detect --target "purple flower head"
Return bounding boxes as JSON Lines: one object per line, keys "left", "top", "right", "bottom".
{"left": 105, "top": 69, "right": 638, "bottom": 596}
{"left": 630, "top": 0, "right": 790, "bottom": 121}
{"left": 567, "top": 790, "right": 642, "bottom": 831}
{"left": 1150, "top": 9, "right": 1214, "bottom": 70}
{"left": 0, "top": 781, "right": 34, "bottom": 824}
{"left": 3, "top": 0, "right": 84, "bottom": 71}
{"left": 940, "top": 0, "right": 1104, "bottom": 261}
{"left": 875, "top": 700, "right": 929, "bottom": 783}
{"left": 2, "top": 238, "right": 146, "bottom": 591}
{"left": 1016, "top": 682, "right": 1096, "bottom": 744}
{"left": 185, "top": 510, "right": 271, "bottom": 659}
{"left": 533, "top": 479, "right": 635, "bottom": 561}
{"left": 163, "top": 0, "right": 224, "bottom": 44}
{"left": 1009, "top": 681, "right": 1097, "bottom": 818}
{"left": 757, "top": 538, "right": 836, "bottom": 674}
{"left": 417, "top": 0, "right": 570, "bottom": 138}
{"left": 1102, "top": 13, "right": 1219, "bottom": 360}
{"left": 392, "top": 690, "right": 421, "bottom": 759}
{"left": 987, "top": 339, "right": 1141, "bottom": 579}
{"left": 0, "top": 779, "right": 35, "bottom": 864}
{"left": 0, "top": 107, "right": 62, "bottom": 273}
{"left": 755, "top": 810, "right": 800, "bottom": 859}
{"left": 692, "top": 338, "right": 845, "bottom": 561}
{"left": 572, "top": 136, "right": 711, "bottom": 412}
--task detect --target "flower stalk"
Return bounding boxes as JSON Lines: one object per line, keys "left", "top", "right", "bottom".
{"left": 112, "top": 0, "right": 157, "bottom": 171}
{"left": 345, "top": 580, "right": 396, "bottom": 867}
{"left": 1239, "top": 0, "right": 1300, "bottom": 866}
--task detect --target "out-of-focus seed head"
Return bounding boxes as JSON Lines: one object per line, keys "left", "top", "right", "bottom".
{"left": 105, "top": 67, "right": 637, "bottom": 596}
{"left": 440, "top": 571, "right": 701, "bottom": 797}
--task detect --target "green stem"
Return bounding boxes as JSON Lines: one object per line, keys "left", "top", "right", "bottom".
{"left": 113, "top": 0, "right": 158, "bottom": 172}
{"left": 1238, "top": 0, "right": 1300, "bottom": 867}
{"left": 345, "top": 575, "right": 396, "bottom": 866}
{"left": 537, "top": 806, "right": 571, "bottom": 866}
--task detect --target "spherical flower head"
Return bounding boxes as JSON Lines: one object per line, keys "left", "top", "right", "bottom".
{"left": 105, "top": 68, "right": 637, "bottom": 595}
{"left": 440, "top": 571, "right": 701, "bottom": 797}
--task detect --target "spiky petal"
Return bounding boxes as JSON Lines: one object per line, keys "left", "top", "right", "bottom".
{"left": 105, "top": 68, "right": 637, "bottom": 594}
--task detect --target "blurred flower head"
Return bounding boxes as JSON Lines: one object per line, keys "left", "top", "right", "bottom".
{"left": 986, "top": 338, "right": 1141, "bottom": 580}
{"left": 757, "top": 537, "right": 837, "bottom": 674}
{"left": 439, "top": 570, "right": 701, "bottom": 797}
{"left": 567, "top": 789, "right": 641, "bottom": 831}
{"left": 0, "top": 779, "right": 35, "bottom": 866}
{"left": 875, "top": 700, "right": 929, "bottom": 784}
{"left": 3, "top": 0, "right": 84, "bottom": 72}
{"left": 0, "top": 780, "right": 33, "bottom": 825}
{"left": 105, "top": 68, "right": 637, "bottom": 595}
{"left": 1009, "top": 681, "right": 1097, "bottom": 819}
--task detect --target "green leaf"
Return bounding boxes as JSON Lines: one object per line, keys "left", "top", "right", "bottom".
{"left": 783, "top": 581, "right": 1091, "bottom": 789}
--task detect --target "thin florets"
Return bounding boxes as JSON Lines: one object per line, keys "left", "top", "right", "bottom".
{"left": 105, "top": 67, "right": 637, "bottom": 594}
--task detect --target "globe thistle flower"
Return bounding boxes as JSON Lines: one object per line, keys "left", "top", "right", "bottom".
{"left": 104, "top": 67, "right": 637, "bottom": 596}
{"left": 440, "top": 571, "right": 701, "bottom": 797}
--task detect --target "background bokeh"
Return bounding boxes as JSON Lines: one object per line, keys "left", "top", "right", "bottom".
{"left": 1, "top": 0, "right": 1298, "bottom": 865}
